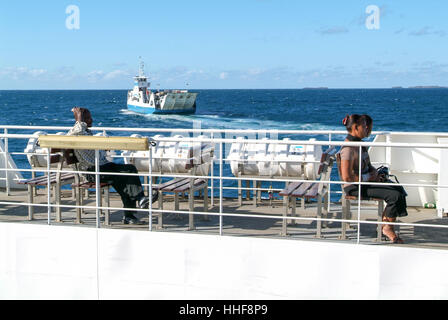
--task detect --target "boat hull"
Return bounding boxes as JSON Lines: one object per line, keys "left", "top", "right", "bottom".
{"left": 127, "top": 103, "right": 196, "bottom": 115}
{"left": 2, "top": 222, "right": 446, "bottom": 299}
{"left": 127, "top": 61, "right": 198, "bottom": 115}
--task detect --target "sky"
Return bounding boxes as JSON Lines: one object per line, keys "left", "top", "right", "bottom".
{"left": 0, "top": 0, "right": 447, "bottom": 89}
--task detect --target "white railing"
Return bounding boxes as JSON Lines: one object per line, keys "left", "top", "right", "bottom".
{"left": 1, "top": 125, "right": 448, "bottom": 246}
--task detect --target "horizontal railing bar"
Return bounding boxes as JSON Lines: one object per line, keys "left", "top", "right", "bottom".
{"left": 7, "top": 166, "right": 448, "bottom": 189}
{"left": 0, "top": 151, "right": 429, "bottom": 168}
{"left": 3, "top": 133, "right": 448, "bottom": 149}
{"left": 0, "top": 200, "right": 446, "bottom": 231}
{"left": 144, "top": 137, "right": 448, "bottom": 148}
{"left": 2, "top": 124, "right": 448, "bottom": 137}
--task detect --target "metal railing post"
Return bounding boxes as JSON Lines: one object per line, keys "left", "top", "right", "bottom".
{"left": 4, "top": 128, "right": 10, "bottom": 196}
{"left": 386, "top": 134, "right": 392, "bottom": 167}
{"left": 219, "top": 141, "right": 223, "bottom": 236}
{"left": 211, "top": 132, "right": 214, "bottom": 207}
{"left": 357, "top": 145, "right": 362, "bottom": 244}
{"left": 328, "top": 132, "right": 332, "bottom": 213}
{"left": 47, "top": 147, "right": 51, "bottom": 225}
{"left": 95, "top": 149, "right": 101, "bottom": 228}
{"left": 149, "top": 145, "right": 153, "bottom": 231}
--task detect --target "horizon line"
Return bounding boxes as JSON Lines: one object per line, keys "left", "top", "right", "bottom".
{"left": 1, "top": 87, "right": 448, "bottom": 91}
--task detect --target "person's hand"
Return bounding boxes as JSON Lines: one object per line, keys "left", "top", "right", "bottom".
{"left": 71, "top": 107, "right": 82, "bottom": 122}
{"left": 376, "top": 171, "right": 388, "bottom": 182}
{"left": 368, "top": 170, "right": 381, "bottom": 182}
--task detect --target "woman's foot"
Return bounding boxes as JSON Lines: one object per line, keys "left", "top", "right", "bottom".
{"left": 391, "top": 236, "right": 404, "bottom": 244}
{"left": 382, "top": 225, "right": 404, "bottom": 244}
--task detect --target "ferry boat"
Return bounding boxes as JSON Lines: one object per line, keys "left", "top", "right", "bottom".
{"left": 127, "top": 60, "right": 198, "bottom": 114}
{"left": 2, "top": 126, "right": 448, "bottom": 300}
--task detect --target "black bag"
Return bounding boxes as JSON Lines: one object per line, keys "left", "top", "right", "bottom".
{"left": 376, "top": 166, "right": 408, "bottom": 196}
{"left": 376, "top": 165, "right": 390, "bottom": 182}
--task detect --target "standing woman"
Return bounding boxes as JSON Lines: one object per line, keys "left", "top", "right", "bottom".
{"left": 339, "top": 114, "right": 407, "bottom": 243}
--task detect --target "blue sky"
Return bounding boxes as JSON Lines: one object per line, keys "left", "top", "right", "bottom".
{"left": 0, "top": 0, "right": 447, "bottom": 89}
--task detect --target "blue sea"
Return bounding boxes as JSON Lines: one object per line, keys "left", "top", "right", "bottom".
{"left": 2, "top": 89, "right": 448, "bottom": 198}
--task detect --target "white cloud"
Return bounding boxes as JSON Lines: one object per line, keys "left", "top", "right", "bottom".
{"left": 103, "top": 69, "right": 131, "bottom": 80}
{"left": 150, "top": 67, "right": 211, "bottom": 85}
{"left": 318, "top": 26, "right": 349, "bottom": 35}
{"left": 0, "top": 67, "right": 48, "bottom": 80}
{"left": 409, "top": 26, "right": 446, "bottom": 37}
{"left": 1, "top": 62, "right": 448, "bottom": 89}
{"left": 86, "top": 70, "right": 105, "bottom": 82}
{"left": 86, "top": 69, "right": 132, "bottom": 82}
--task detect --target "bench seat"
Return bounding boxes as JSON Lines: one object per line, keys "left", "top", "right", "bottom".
{"left": 336, "top": 153, "right": 385, "bottom": 242}
{"left": 153, "top": 177, "right": 208, "bottom": 230}
{"left": 18, "top": 171, "right": 77, "bottom": 221}
{"left": 71, "top": 181, "right": 112, "bottom": 225}
{"left": 279, "top": 147, "right": 337, "bottom": 238}
{"left": 19, "top": 172, "right": 76, "bottom": 186}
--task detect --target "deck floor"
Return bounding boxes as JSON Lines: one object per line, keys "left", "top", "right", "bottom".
{"left": 1, "top": 188, "right": 447, "bottom": 250}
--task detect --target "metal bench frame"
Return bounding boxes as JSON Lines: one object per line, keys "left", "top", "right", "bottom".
{"left": 154, "top": 176, "right": 208, "bottom": 230}
{"left": 20, "top": 147, "right": 113, "bottom": 224}
{"left": 279, "top": 147, "right": 337, "bottom": 237}
{"left": 71, "top": 180, "right": 111, "bottom": 225}
{"left": 335, "top": 152, "right": 384, "bottom": 242}
{"left": 152, "top": 149, "right": 213, "bottom": 230}
{"left": 53, "top": 149, "right": 112, "bottom": 225}
{"left": 18, "top": 152, "right": 77, "bottom": 221}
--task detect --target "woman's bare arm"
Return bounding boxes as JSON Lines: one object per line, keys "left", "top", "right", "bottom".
{"left": 340, "top": 158, "right": 359, "bottom": 182}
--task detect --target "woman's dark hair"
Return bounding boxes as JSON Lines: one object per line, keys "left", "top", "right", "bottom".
{"left": 71, "top": 107, "right": 91, "bottom": 123}
{"left": 342, "top": 114, "right": 367, "bottom": 132}
{"left": 362, "top": 114, "right": 372, "bottom": 127}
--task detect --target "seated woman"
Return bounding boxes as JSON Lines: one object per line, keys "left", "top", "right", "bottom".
{"left": 67, "top": 107, "right": 157, "bottom": 225}
{"left": 339, "top": 114, "right": 407, "bottom": 243}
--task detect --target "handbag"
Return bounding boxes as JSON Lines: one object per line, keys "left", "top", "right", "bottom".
{"left": 376, "top": 166, "right": 390, "bottom": 182}
{"left": 376, "top": 166, "right": 408, "bottom": 196}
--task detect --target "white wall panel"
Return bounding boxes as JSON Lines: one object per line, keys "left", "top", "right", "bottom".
{"left": 0, "top": 223, "right": 98, "bottom": 299}
{"left": 1, "top": 222, "right": 448, "bottom": 299}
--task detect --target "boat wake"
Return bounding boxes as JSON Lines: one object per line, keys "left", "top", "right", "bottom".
{"left": 119, "top": 109, "right": 338, "bottom": 132}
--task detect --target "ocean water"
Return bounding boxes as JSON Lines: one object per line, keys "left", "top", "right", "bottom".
{"left": 2, "top": 89, "right": 448, "bottom": 132}
{"left": 1, "top": 89, "right": 448, "bottom": 198}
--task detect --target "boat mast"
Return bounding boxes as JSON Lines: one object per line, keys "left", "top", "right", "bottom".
{"left": 139, "top": 56, "right": 145, "bottom": 77}
{"left": 138, "top": 57, "right": 150, "bottom": 85}
{"left": 136, "top": 56, "right": 150, "bottom": 102}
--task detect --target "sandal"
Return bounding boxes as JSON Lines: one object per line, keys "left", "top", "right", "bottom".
{"left": 391, "top": 236, "right": 404, "bottom": 244}
{"left": 382, "top": 225, "right": 404, "bottom": 244}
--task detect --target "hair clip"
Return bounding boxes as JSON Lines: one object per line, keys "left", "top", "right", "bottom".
{"left": 342, "top": 115, "right": 349, "bottom": 126}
